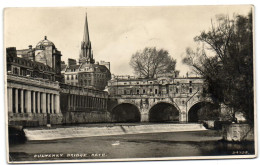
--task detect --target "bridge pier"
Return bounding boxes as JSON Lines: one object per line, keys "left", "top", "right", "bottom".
{"left": 140, "top": 112, "right": 149, "bottom": 122}
{"left": 179, "top": 106, "right": 188, "bottom": 123}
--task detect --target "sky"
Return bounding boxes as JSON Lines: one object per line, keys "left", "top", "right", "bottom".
{"left": 4, "top": 5, "right": 252, "bottom": 76}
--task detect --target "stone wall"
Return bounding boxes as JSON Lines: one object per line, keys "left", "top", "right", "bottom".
{"left": 8, "top": 113, "right": 63, "bottom": 126}
{"left": 62, "top": 111, "right": 111, "bottom": 124}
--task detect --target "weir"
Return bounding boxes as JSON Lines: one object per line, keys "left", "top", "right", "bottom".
{"left": 24, "top": 123, "right": 207, "bottom": 141}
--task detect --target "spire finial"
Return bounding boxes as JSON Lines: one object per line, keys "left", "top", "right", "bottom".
{"left": 44, "top": 36, "right": 47, "bottom": 40}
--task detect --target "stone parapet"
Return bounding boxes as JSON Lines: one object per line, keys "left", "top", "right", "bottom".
{"left": 7, "top": 74, "right": 59, "bottom": 90}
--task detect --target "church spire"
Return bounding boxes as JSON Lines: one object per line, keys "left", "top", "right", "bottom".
{"left": 83, "top": 12, "right": 90, "bottom": 44}
{"left": 79, "top": 12, "right": 95, "bottom": 64}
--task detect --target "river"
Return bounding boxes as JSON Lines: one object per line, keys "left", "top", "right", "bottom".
{"left": 8, "top": 128, "right": 255, "bottom": 162}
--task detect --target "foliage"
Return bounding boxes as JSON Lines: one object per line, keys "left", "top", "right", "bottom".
{"left": 183, "top": 12, "right": 253, "bottom": 124}
{"left": 130, "top": 47, "right": 178, "bottom": 78}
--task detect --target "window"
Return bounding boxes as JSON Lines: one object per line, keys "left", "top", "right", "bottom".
{"left": 67, "top": 75, "right": 69, "bottom": 80}
{"left": 75, "top": 75, "right": 78, "bottom": 79}
{"left": 143, "top": 89, "right": 145, "bottom": 94}
{"left": 137, "top": 90, "right": 139, "bottom": 94}
{"left": 150, "top": 82, "right": 152, "bottom": 84}
{"left": 155, "top": 89, "right": 158, "bottom": 94}
{"left": 176, "top": 88, "right": 178, "bottom": 93}
{"left": 150, "top": 89, "right": 152, "bottom": 92}
{"left": 189, "top": 88, "right": 192, "bottom": 93}
{"left": 189, "top": 81, "right": 192, "bottom": 86}
{"left": 71, "top": 75, "right": 74, "bottom": 80}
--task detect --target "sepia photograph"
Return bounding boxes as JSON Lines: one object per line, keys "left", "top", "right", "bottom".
{"left": 4, "top": 5, "right": 256, "bottom": 163}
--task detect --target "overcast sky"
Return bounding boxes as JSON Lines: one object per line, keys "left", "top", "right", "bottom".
{"left": 4, "top": 6, "right": 252, "bottom": 76}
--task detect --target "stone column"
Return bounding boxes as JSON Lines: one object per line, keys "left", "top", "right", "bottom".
{"left": 41, "top": 93, "right": 46, "bottom": 113}
{"left": 71, "top": 95, "right": 75, "bottom": 109}
{"left": 84, "top": 96, "right": 88, "bottom": 108}
{"left": 80, "top": 96, "right": 82, "bottom": 107}
{"left": 25, "top": 90, "right": 31, "bottom": 113}
{"left": 102, "top": 99, "right": 105, "bottom": 109}
{"left": 37, "top": 92, "right": 41, "bottom": 113}
{"left": 47, "top": 93, "right": 50, "bottom": 113}
{"left": 68, "top": 95, "right": 70, "bottom": 109}
{"left": 78, "top": 95, "right": 80, "bottom": 107}
{"left": 76, "top": 95, "right": 79, "bottom": 107}
{"left": 33, "top": 91, "right": 36, "bottom": 113}
{"left": 92, "top": 98, "right": 94, "bottom": 109}
{"left": 7, "top": 87, "right": 13, "bottom": 113}
{"left": 91, "top": 97, "right": 93, "bottom": 108}
{"left": 55, "top": 94, "right": 60, "bottom": 113}
{"left": 75, "top": 95, "right": 78, "bottom": 107}
{"left": 73, "top": 95, "right": 75, "bottom": 107}
{"left": 87, "top": 96, "right": 89, "bottom": 108}
{"left": 70, "top": 95, "right": 73, "bottom": 108}
{"left": 15, "top": 88, "right": 18, "bottom": 113}
{"left": 20, "top": 89, "right": 24, "bottom": 113}
{"left": 51, "top": 94, "right": 54, "bottom": 113}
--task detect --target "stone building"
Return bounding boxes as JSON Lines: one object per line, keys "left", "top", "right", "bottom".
{"left": 15, "top": 36, "right": 63, "bottom": 82}
{"left": 6, "top": 47, "right": 63, "bottom": 126}
{"left": 62, "top": 13, "right": 111, "bottom": 90}
{"left": 107, "top": 75, "right": 218, "bottom": 123}
{"left": 60, "top": 83, "right": 111, "bottom": 124}
{"left": 6, "top": 33, "right": 111, "bottom": 126}
{"left": 108, "top": 75, "right": 205, "bottom": 97}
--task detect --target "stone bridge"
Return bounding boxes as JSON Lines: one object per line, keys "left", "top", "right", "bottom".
{"left": 108, "top": 92, "right": 214, "bottom": 123}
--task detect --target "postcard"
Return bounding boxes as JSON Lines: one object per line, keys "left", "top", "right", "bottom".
{"left": 4, "top": 6, "right": 256, "bottom": 163}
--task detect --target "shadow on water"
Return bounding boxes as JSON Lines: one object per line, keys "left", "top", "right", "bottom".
{"left": 8, "top": 126, "right": 26, "bottom": 145}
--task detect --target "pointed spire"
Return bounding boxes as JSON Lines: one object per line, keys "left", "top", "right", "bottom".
{"left": 79, "top": 12, "right": 95, "bottom": 64}
{"left": 83, "top": 12, "right": 90, "bottom": 44}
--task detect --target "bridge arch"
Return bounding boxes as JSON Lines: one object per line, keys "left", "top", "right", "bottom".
{"left": 148, "top": 102, "right": 180, "bottom": 122}
{"left": 111, "top": 103, "right": 141, "bottom": 122}
{"left": 188, "top": 101, "right": 220, "bottom": 122}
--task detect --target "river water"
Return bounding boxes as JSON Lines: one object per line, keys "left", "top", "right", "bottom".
{"left": 9, "top": 129, "right": 255, "bottom": 162}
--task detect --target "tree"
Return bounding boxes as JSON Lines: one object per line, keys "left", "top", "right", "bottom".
{"left": 183, "top": 12, "right": 253, "bottom": 124}
{"left": 130, "top": 47, "right": 178, "bottom": 78}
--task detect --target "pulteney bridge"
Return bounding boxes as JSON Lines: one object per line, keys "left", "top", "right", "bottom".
{"left": 107, "top": 76, "right": 216, "bottom": 123}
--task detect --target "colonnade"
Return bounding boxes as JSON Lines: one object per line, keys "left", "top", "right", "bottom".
{"left": 7, "top": 87, "right": 60, "bottom": 114}
{"left": 67, "top": 94, "right": 107, "bottom": 110}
